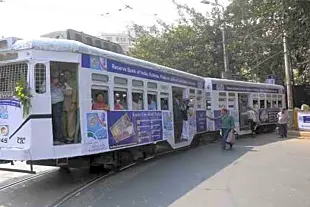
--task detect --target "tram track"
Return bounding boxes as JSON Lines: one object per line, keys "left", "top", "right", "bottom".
{"left": 51, "top": 148, "right": 184, "bottom": 207}
{"left": 0, "top": 168, "right": 57, "bottom": 192}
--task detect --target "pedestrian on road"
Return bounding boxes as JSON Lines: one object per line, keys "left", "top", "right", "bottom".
{"left": 277, "top": 108, "right": 289, "bottom": 138}
{"left": 207, "top": 108, "right": 235, "bottom": 150}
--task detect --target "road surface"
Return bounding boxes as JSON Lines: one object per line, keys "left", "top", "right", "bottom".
{"left": 60, "top": 134, "right": 310, "bottom": 207}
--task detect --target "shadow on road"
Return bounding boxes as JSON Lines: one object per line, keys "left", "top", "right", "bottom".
{"left": 60, "top": 133, "right": 291, "bottom": 207}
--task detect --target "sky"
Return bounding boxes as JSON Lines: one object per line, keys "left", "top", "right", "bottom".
{"left": 0, "top": 0, "right": 229, "bottom": 39}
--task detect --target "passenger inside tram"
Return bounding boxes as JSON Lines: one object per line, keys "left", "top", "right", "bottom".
{"left": 132, "top": 92, "right": 143, "bottom": 110}
{"left": 114, "top": 91, "right": 127, "bottom": 110}
{"left": 148, "top": 94, "right": 157, "bottom": 110}
{"left": 92, "top": 93, "right": 110, "bottom": 111}
{"left": 50, "top": 62, "right": 80, "bottom": 145}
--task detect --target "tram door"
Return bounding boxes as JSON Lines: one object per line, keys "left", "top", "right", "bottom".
{"left": 172, "top": 87, "right": 186, "bottom": 143}
{"left": 238, "top": 93, "right": 250, "bottom": 131}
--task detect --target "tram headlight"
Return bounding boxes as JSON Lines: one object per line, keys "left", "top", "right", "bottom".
{"left": 0, "top": 125, "right": 8, "bottom": 136}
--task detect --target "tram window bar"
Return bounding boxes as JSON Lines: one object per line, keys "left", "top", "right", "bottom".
{"left": 114, "top": 77, "right": 128, "bottom": 85}
{"left": 147, "top": 82, "right": 157, "bottom": 89}
{"left": 132, "top": 79, "right": 144, "bottom": 87}
{"left": 35, "top": 63, "right": 46, "bottom": 94}
{"left": 92, "top": 73, "right": 109, "bottom": 83}
{"left": 190, "top": 89, "right": 195, "bottom": 94}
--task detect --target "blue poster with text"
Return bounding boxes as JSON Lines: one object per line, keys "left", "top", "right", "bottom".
{"left": 196, "top": 110, "right": 207, "bottom": 132}
{"left": 108, "top": 111, "right": 163, "bottom": 149}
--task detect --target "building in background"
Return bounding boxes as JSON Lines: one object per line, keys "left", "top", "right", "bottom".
{"left": 98, "top": 32, "right": 134, "bottom": 53}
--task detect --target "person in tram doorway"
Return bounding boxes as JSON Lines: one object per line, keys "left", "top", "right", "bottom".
{"left": 173, "top": 93, "right": 183, "bottom": 143}
{"left": 207, "top": 108, "right": 235, "bottom": 150}
{"left": 277, "top": 108, "right": 289, "bottom": 138}
{"left": 51, "top": 75, "right": 65, "bottom": 145}
{"left": 63, "top": 70, "right": 77, "bottom": 143}
{"left": 181, "top": 98, "right": 190, "bottom": 140}
{"left": 246, "top": 106, "right": 259, "bottom": 138}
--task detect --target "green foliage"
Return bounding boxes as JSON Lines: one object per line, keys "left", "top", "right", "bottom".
{"left": 129, "top": 0, "right": 310, "bottom": 84}
{"left": 15, "top": 75, "right": 32, "bottom": 118}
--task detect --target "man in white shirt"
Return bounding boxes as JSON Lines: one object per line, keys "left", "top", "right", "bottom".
{"left": 132, "top": 93, "right": 143, "bottom": 110}
{"left": 246, "top": 106, "right": 258, "bottom": 137}
{"left": 51, "top": 76, "right": 65, "bottom": 144}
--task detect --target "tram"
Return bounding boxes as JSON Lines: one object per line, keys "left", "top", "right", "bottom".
{"left": 0, "top": 36, "right": 207, "bottom": 171}
{"left": 204, "top": 78, "right": 286, "bottom": 135}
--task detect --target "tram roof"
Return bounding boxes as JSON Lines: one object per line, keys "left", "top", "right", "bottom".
{"left": 205, "top": 77, "right": 284, "bottom": 89}
{"left": 11, "top": 38, "right": 204, "bottom": 82}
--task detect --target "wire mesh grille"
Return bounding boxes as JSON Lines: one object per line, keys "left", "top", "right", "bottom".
{"left": 34, "top": 63, "right": 46, "bottom": 94}
{"left": 0, "top": 63, "right": 28, "bottom": 98}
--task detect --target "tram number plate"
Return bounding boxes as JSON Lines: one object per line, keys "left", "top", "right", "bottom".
{"left": 17, "top": 137, "right": 26, "bottom": 144}
{"left": 0, "top": 138, "right": 8, "bottom": 143}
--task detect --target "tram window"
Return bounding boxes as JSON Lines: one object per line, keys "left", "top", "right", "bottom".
{"left": 147, "top": 82, "right": 157, "bottom": 89}
{"left": 114, "top": 90, "right": 127, "bottom": 110}
{"left": 197, "top": 96, "right": 202, "bottom": 109}
{"left": 35, "top": 63, "right": 46, "bottom": 94}
{"left": 206, "top": 99, "right": 211, "bottom": 110}
{"left": 228, "top": 98, "right": 235, "bottom": 108}
{"left": 91, "top": 88, "right": 109, "bottom": 110}
{"left": 205, "top": 92, "right": 211, "bottom": 97}
{"left": 260, "top": 100, "right": 265, "bottom": 108}
{"left": 75, "top": 34, "right": 83, "bottom": 42}
{"left": 190, "top": 89, "right": 195, "bottom": 94}
{"left": 86, "top": 37, "right": 93, "bottom": 46}
{"left": 132, "top": 80, "right": 144, "bottom": 87}
{"left": 114, "top": 77, "right": 128, "bottom": 85}
{"left": 253, "top": 100, "right": 259, "bottom": 109}
{"left": 228, "top": 93, "right": 235, "bottom": 97}
{"left": 132, "top": 91, "right": 143, "bottom": 110}
{"left": 197, "top": 90, "right": 202, "bottom": 95}
{"left": 148, "top": 93, "right": 157, "bottom": 110}
{"left": 95, "top": 40, "right": 102, "bottom": 48}
{"left": 160, "top": 93, "right": 169, "bottom": 110}
{"left": 219, "top": 92, "right": 226, "bottom": 97}
{"left": 278, "top": 100, "right": 283, "bottom": 108}
{"left": 92, "top": 73, "right": 108, "bottom": 83}
{"left": 267, "top": 100, "right": 271, "bottom": 108}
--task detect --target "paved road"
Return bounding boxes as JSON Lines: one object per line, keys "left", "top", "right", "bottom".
{"left": 61, "top": 134, "right": 310, "bottom": 207}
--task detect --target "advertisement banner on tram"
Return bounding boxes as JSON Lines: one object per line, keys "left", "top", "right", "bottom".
{"left": 108, "top": 111, "right": 163, "bottom": 149}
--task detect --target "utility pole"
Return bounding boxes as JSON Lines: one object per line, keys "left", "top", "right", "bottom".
{"left": 283, "top": 32, "right": 294, "bottom": 127}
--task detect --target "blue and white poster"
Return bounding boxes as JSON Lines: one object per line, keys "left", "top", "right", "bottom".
{"left": 85, "top": 112, "right": 109, "bottom": 153}
{"left": 162, "top": 111, "right": 173, "bottom": 140}
{"left": 298, "top": 112, "right": 310, "bottom": 130}
{"left": 196, "top": 110, "right": 207, "bottom": 133}
{"left": 108, "top": 111, "right": 163, "bottom": 149}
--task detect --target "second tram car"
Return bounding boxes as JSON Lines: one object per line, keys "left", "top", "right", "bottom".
{"left": 204, "top": 78, "right": 285, "bottom": 135}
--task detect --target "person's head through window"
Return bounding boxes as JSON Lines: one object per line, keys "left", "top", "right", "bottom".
{"left": 64, "top": 70, "right": 72, "bottom": 81}
{"left": 92, "top": 92, "right": 109, "bottom": 110}
{"left": 133, "top": 93, "right": 140, "bottom": 104}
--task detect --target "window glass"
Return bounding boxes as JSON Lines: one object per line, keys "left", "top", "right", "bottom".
{"left": 147, "top": 82, "right": 157, "bottom": 89}
{"left": 35, "top": 63, "right": 46, "bottom": 94}
{"left": 114, "top": 90, "right": 127, "bottom": 110}
{"left": 206, "top": 99, "right": 211, "bottom": 110}
{"left": 267, "top": 99, "right": 271, "bottom": 108}
{"left": 148, "top": 94, "right": 157, "bottom": 110}
{"left": 132, "top": 91, "right": 143, "bottom": 110}
{"left": 278, "top": 100, "right": 283, "bottom": 108}
{"left": 92, "top": 73, "right": 108, "bottom": 82}
{"left": 132, "top": 80, "right": 144, "bottom": 87}
{"left": 197, "top": 96, "right": 202, "bottom": 109}
{"left": 260, "top": 100, "right": 265, "bottom": 108}
{"left": 253, "top": 99, "right": 259, "bottom": 109}
{"left": 160, "top": 93, "right": 169, "bottom": 110}
{"left": 91, "top": 88, "right": 109, "bottom": 110}
{"left": 114, "top": 77, "right": 127, "bottom": 85}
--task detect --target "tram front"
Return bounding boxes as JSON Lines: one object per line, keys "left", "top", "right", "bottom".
{"left": 0, "top": 37, "right": 52, "bottom": 163}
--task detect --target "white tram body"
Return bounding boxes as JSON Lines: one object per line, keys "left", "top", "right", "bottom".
{"left": 204, "top": 78, "right": 286, "bottom": 135}
{"left": 0, "top": 37, "right": 207, "bottom": 168}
